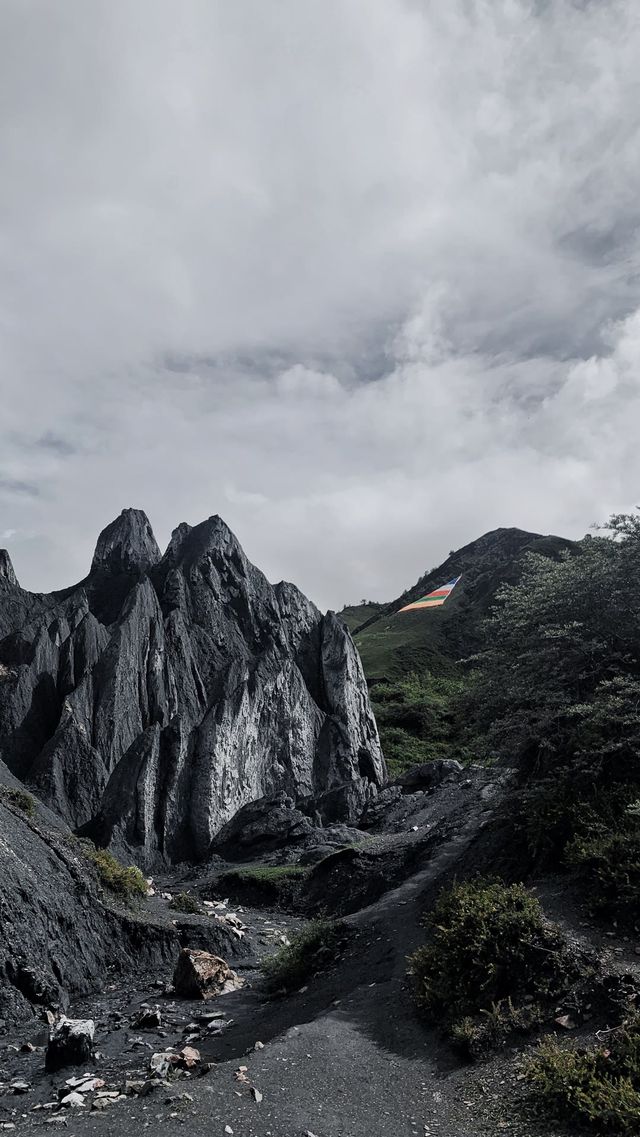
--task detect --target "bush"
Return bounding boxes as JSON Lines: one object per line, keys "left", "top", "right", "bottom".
{"left": 525, "top": 1019, "right": 640, "bottom": 1133}
{"left": 169, "top": 892, "right": 203, "bottom": 915}
{"left": 262, "top": 919, "right": 349, "bottom": 993}
{"left": 409, "top": 879, "right": 588, "bottom": 1055}
{"left": 566, "top": 822, "right": 640, "bottom": 928}
{"left": 83, "top": 844, "right": 147, "bottom": 902}
{"left": 1, "top": 786, "right": 36, "bottom": 818}
{"left": 451, "top": 1000, "right": 544, "bottom": 1059}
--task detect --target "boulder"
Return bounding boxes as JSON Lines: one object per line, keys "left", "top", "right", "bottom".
{"left": 45, "top": 1017, "right": 95, "bottom": 1071}
{"left": 60, "top": 1091, "right": 86, "bottom": 1108}
{"left": 149, "top": 1052, "right": 171, "bottom": 1078}
{"left": 173, "top": 949, "right": 243, "bottom": 1000}
{"left": 396, "top": 759, "right": 464, "bottom": 793}
{"left": 210, "top": 793, "right": 315, "bottom": 859}
{"left": 131, "top": 1007, "right": 161, "bottom": 1029}
{"left": 177, "top": 1045, "right": 200, "bottom": 1068}
{"left": 359, "top": 785, "right": 402, "bottom": 828}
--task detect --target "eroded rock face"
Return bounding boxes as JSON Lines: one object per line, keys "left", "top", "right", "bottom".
{"left": 0, "top": 510, "right": 385, "bottom": 864}
{"left": 0, "top": 550, "right": 17, "bottom": 587}
{"left": 0, "top": 785, "right": 177, "bottom": 1025}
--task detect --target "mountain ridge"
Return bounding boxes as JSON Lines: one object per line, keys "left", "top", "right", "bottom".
{"left": 341, "top": 526, "right": 577, "bottom": 681}
{"left": 0, "top": 508, "right": 384, "bottom": 867}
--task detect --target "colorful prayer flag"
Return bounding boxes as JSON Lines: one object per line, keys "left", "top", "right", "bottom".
{"left": 398, "top": 575, "right": 461, "bottom": 613}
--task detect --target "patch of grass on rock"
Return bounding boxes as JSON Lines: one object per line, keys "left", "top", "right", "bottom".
{"left": 262, "top": 918, "right": 350, "bottom": 993}
{"left": 524, "top": 1018, "right": 640, "bottom": 1133}
{"left": 217, "top": 864, "right": 307, "bottom": 907}
{"left": 169, "top": 891, "right": 203, "bottom": 915}
{"left": 409, "top": 878, "right": 592, "bottom": 1058}
{"left": 1, "top": 786, "right": 37, "bottom": 818}
{"left": 82, "top": 842, "right": 148, "bottom": 902}
{"left": 224, "top": 865, "right": 307, "bottom": 884}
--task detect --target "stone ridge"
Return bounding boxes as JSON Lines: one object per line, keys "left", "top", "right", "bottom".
{"left": 0, "top": 510, "right": 385, "bottom": 866}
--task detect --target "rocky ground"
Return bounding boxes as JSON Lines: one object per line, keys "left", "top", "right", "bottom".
{"left": 3, "top": 763, "right": 637, "bottom": 1137}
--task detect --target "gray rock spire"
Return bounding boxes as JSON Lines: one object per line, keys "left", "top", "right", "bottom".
{"left": 0, "top": 550, "right": 17, "bottom": 587}
{"left": 0, "top": 509, "right": 385, "bottom": 866}
{"left": 90, "top": 508, "right": 161, "bottom": 576}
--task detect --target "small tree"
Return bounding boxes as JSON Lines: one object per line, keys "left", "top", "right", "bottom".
{"left": 465, "top": 513, "right": 640, "bottom": 901}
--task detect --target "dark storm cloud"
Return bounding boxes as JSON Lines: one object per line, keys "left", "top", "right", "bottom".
{"left": 0, "top": 477, "right": 40, "bottom": 498}
{"left": 1, "top": 0, "right": 640, "bottom": 607}
{"left": 36, "top": 433, "right": 77, "bottom": 457}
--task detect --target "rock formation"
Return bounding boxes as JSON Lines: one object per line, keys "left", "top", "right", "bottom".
{"left": 0, "top": 779, "right": 178, "bottom": 1024}
{"left": 0, "top": 509, "right": 384, "bottom": 865}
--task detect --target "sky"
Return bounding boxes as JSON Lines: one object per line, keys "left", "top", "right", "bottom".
{"left": 2, "top": 0, "right": 640, "bottom": 610}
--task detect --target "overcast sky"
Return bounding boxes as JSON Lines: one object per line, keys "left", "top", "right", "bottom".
{"left": 2, "top": 0, "right": 640, "bottom": 609}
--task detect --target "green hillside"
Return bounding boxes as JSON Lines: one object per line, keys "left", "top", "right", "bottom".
{"left": 342, "top": 528, "right": 576, "bottom": 682}
{"left": 340, "top": 527, "right": 577, "bottom": 777}
{"left": 338, "top": 600, "right": 384, "bottom": 633}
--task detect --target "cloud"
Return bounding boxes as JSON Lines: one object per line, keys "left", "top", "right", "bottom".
{"left": 0, "top": 477, "right": 40, "bottom": 498}
{"left": 1, "top": 0, "right": 640, "bottom": 607}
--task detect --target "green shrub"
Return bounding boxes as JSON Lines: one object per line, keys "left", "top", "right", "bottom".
{"left": 451, "top": 1000, "right": 544, "bottom": 1059}
{"left": 83, "top": 844, "right": 147, "bottom": 902}
{"left": 566, "top": 824, "right": 640, "bottom": 928}
{"left": 169, "top": 892, "right": 203, "bottom": 915}
{"left": 1, "top": 786, "right": 36, "bottom": 818}
{"left": 525, "top": 1019, "right": 640, "bottom": 1133}
{"left": 262, "top": 919, "right": 349, "bottom": 993}
{"left": 379, "top": 727, "right": 431, "bottom": 779}
{"left": 409, "top": 879, "right": 587, "bottom": 1055}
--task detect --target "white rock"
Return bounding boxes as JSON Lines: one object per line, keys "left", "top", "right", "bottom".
{"left": 60, "top": 1091, "right": 85, "bottom": 1108}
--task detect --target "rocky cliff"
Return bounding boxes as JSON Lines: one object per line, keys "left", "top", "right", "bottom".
{"left": 0, "top": 510, "right": 384, "bottom": 866}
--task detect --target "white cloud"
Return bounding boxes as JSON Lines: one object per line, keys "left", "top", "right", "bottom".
{"left": 1, "top": 0, "right": 640, "bottom": 607}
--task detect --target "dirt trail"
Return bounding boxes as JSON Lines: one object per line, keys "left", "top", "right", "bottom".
{"left": 0, "top": 774, "right": 614, "bottom": 1137}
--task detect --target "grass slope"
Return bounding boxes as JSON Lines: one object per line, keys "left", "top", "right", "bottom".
{"left": 341, "top": 528, "right": 575, "bottom": 681}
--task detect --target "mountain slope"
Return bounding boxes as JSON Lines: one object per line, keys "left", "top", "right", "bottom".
{"left": 0, "top": 509, "right": 384, "bottom": 867}
{"left": 342, "top": 527, "right": 576, "bottom": 681}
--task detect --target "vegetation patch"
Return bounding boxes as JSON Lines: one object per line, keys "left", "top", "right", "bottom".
{"left": 216, "top": 864, "right": 307, "bottom": 907}
{"left": 524, "top": 1018, "right": 640, "bottom": 1133}
{"left": 81, "top": 842, "right": 148, "bottom": 902}
{"left": 1, "top": 786, "right": 37, "bottom": 818}
{"left": 409, "top": 879, "right": 593, "bottom": 1058}
{"left": 565, "top": 804, "right": 640, "bottom": 928}
{"left": 464, "top": 515, "right": 640, "bottom": 928}
{"left": 370, "top": 671, "right": 469, "bottom": 779}
{"left": 262, "top": 918, "right": 350, "bottom": 993}
{"left": 169, "top": 891, "right": 203, "bottom": 915}
{"left": 222, "top": 865, "right": 307, "bottom": 884}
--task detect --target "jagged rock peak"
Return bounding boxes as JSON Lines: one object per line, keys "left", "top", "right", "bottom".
{"left": 90, "top": 509, "right": 161, "bottom": 576}
{"left": 162, "top": 515, "right": 244, "bottom": 569}
{"left": 164, "top": 522, "right": 193, "bottom": 561}
{"left": 0, "top": 549, "right": 18, "bottom": 587}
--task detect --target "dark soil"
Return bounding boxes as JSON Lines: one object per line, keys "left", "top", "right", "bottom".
{"left": 2, "top": 770, "right": 637, "bottom": 1137}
